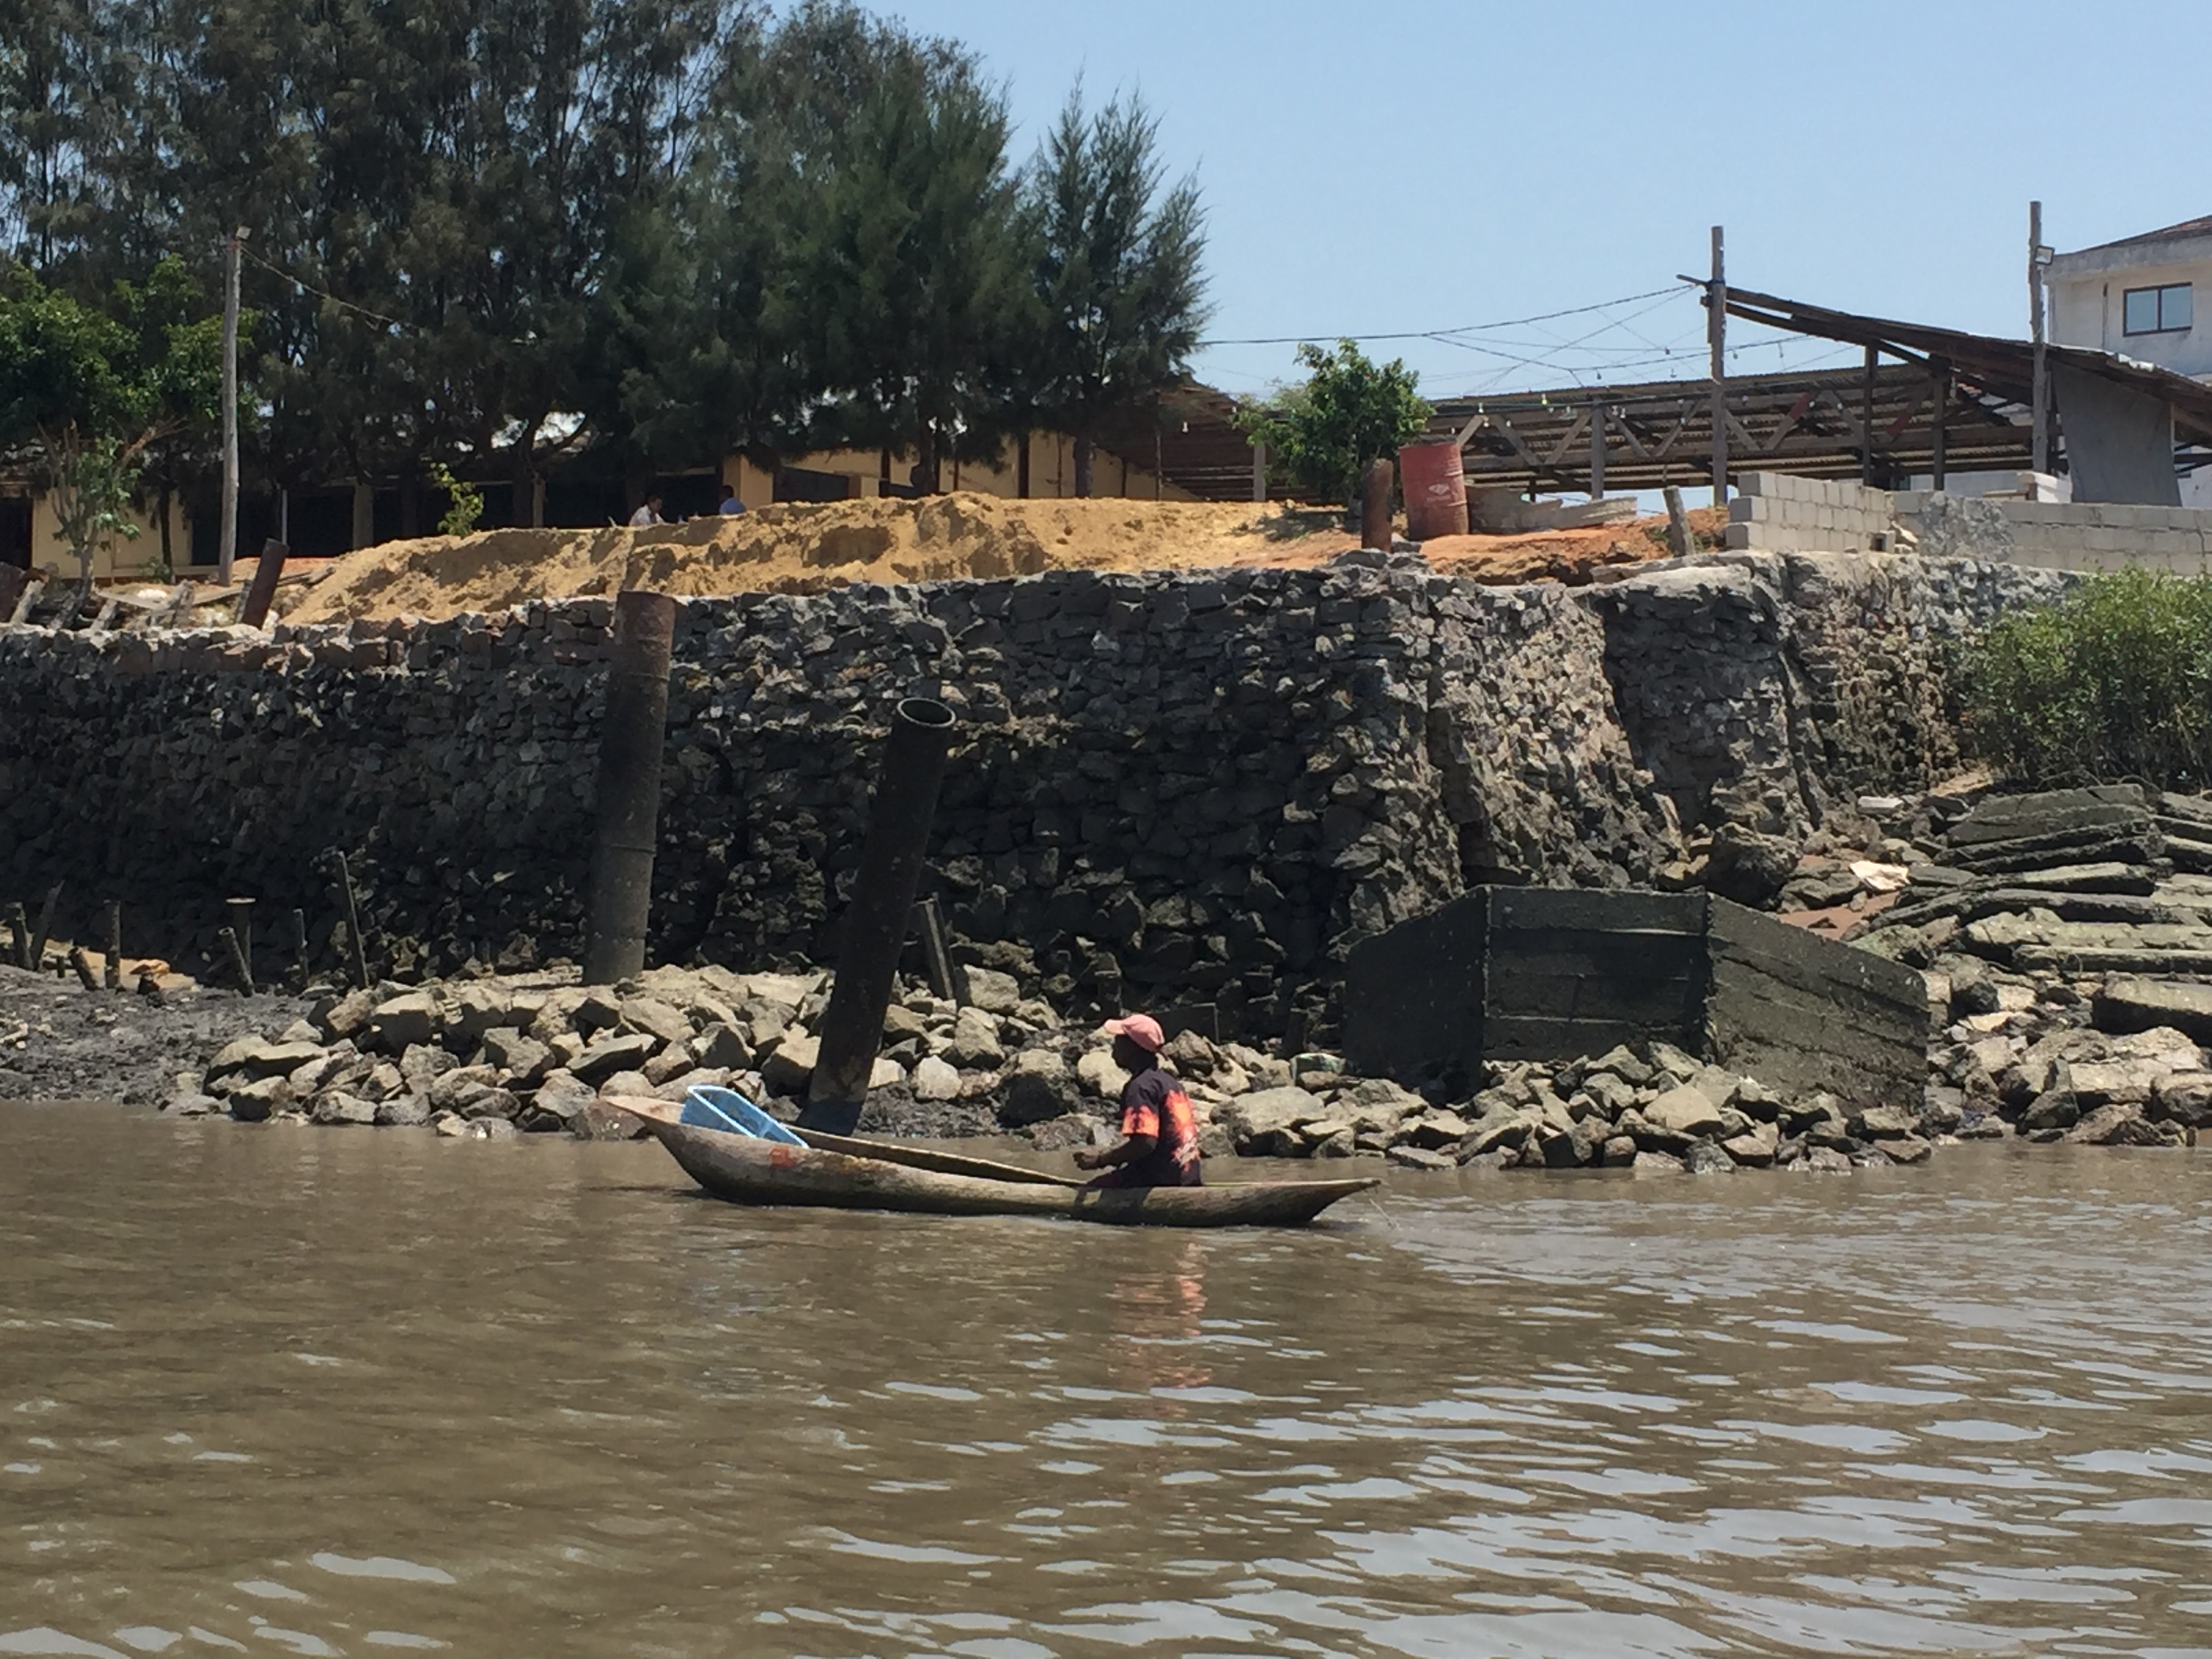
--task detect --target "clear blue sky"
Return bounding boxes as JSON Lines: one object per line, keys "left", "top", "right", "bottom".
{"left": 886, "top": 0, "right": 2212, "bottom": 403}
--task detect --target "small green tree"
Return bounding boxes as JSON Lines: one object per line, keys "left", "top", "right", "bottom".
{"left": 1234, "top": 340, "right": 1431, "bottom": 505}
{"left": 0, "top": 258, "right": 225, "bottom": 597}
{"left": 429, "top": 460, "right": 483, "bottom": 537}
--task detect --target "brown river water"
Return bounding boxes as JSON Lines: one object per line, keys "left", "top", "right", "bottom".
{"left": 4, "top": 1099, "right": 2212, "bottom": 1658}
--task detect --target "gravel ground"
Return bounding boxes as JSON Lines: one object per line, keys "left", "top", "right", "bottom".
{"left": 0, "top": 964, "right": 309, "bottom": 1108}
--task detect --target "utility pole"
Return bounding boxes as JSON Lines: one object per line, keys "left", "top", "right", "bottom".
{"left": 2029, "top": 201, "right": 2051, "bottom": 476}
{"left": 1708, "top": 225, "right": 1727, "bottom": 507}
{"left": 219, "top": 230, "right": 242, "bottom": 587}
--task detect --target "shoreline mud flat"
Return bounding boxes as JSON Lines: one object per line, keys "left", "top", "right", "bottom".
{"left": 5, "top": 951, "right": 2197, "bottom": 1174}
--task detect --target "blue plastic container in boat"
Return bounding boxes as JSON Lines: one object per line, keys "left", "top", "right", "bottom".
{"left": 680, "top": 1084, "right": 806, "bottom": 1145}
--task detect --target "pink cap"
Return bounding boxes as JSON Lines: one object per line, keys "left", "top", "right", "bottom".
{"left": 1103, "top": 1013, "right": 1166, "bottom": 1053}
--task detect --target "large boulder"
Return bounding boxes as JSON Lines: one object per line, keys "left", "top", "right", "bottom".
{"left": 760, "top": 1033, "right": 820, "bottom": 1096}
{"left": 944, "top": 1007, "right": 1005, "bottom": 1069}
{"left": 1704, "top": 828, "right": 1798, "bottom": 909}
{"left": 447, "top": 983, "right": 517, "bottom": 1046}
{"left": 1218, "top": 1086, "right": 1326, "bottom": 1157}
{"left": 2095, "top": 976, "right": 2212, "bottom": 1044}
{"left": 999, "top": 1049, "right": 1080, "bottom": 1126}
{"left": 207, "top": 1037, "right": 327, "bottom": 1085}
{"left": 367, "top": 990, "right": 444, "bottom": 1052}
{"left": 310, "top": 1092, "right": 377, "bottom": 1127}
{"left": 1643, "top": 1085, "right": 1725, "bottom": 1139}
{"left": 964, "top": 967, "right": 1023, "bottom": 1014}
{"left": 909, "top": 1055, "right": 962, "bottom": 1101}
{"left": 529, "top": 1070, "right": 596, "bottom": 1124}
{"left": 571, "top": 1031, "right": 660, "bottom": 1086}
{"left": 693, "top": 1023, "right": 755, "bottom": 1072}
{"left": 480, "top": 1028, "right": 553, "bottom": 1084}
{"left": 1076, "top": 1049, "right": 1131, "bottom": 1101}
{"left": 620, "top": 997, "right": 693, "bottom": 1046}
{"left": 224, "top": 1076, "right": 293, "bottom": 1121}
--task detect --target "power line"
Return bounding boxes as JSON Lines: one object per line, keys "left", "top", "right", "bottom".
{"left": 1194, "top": 283, "right": 1694, "bottom": 348}
{"left": 237, "top": 242, "right": 409, "bottom": 331}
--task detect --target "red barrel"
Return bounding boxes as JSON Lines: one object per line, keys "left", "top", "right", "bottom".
{"left": 1398, "top": 439, "right": 1469, "bottom": 540}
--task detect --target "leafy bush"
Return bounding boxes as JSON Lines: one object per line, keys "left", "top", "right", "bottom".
{"left": 1233, "top": 340, "right": 1431, "bottom": 505}
{"left": 1960, "top": 569, "right": 2212, "bottom": 785}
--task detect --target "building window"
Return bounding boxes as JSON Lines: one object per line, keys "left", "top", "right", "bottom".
{"left": 2123, "top": 283, "right": 2193, "bottom": 335}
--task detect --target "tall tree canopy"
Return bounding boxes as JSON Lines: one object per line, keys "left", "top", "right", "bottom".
{"left": 0, "top": 1, "right": 1210, "bottom": 518}
{"left": 1023, "top": 84, "right": 1208, "bottom": 497}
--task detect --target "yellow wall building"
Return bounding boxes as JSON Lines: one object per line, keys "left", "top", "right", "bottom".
{"left": 0, "top": 489, "right": 193, "bottom": 583}
{"left": 722, "top": 432, "right": 1197, "bottom": 508}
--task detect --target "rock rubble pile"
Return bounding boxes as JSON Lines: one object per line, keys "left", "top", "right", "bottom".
{"left": 1832, "top": 783, "right": 2212, "bottom": 1151}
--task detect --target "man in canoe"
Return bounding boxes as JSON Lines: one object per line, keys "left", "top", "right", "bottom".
{"left": 1073, "top": 1014, "right": 1203, "bottom": 1188}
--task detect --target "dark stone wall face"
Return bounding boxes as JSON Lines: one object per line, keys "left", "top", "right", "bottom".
{"left": 0, "top": 550, "right": 2068, "bottom": 1035}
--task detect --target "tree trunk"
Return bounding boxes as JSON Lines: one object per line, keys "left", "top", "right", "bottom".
{"left": 511, "top": 430, "right": 540, "bottom": 529}
{"left": 1016, "top": 432, "right": 1030, "bottom": 499}
{"left": 913, "top": 420, "right": 941, "bottom": 495}
{"left": 1072, "top": 435, "right": 1094, "bottom": 499}
{"left": 157, "top": 483, "right": 172, "bottom": 577}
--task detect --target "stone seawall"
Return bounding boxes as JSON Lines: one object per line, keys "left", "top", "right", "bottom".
{"left": 0, "top": 550, "right": 2070, "bottom": 1037}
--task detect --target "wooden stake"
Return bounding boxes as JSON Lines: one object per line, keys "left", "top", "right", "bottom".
{"left": 104, "top": 901, "right": 122, "bottom": 989}
{"left": 1663, "top": 486, "right": 1696, "bottom": 558}
{"left": 68, "top": 946, "right": 100, "bottom": 993}
{"left": 28, "top": 882, "right": 60, "bottom": 970}
{"left": 290, "top": 907, "right": 309, "bottom": 989}
{"left": 9, "top": 577, "right": 44, "bottom": 627}
{"left": 334, "top": 851, "right": 370, "bottom": 988}
{"left": 226, "top": 897, "right": 255, "bottom": 994}
{"left": 5, "top": 901, "right": 27, "bottom": 970}
{"left": 218, "top": 926, "right": 255, "bottom": 996}
{"left": 917, "top": 894, "right": 962, "bottom": 1006}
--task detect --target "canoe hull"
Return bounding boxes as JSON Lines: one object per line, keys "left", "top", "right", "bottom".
{"left": 646, "top": 1120, "right": 1376, "bottom": 1228}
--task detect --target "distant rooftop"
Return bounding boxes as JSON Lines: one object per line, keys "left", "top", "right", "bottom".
{"left": 2065, "top": 215, "right": 2212, "bottom": 257}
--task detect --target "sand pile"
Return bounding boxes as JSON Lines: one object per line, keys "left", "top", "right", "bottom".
{"left": 274, "top": 491, "right": 1701, "bottom": 626}
{"left": 281, "top": 495, "right": 1362, "bottom": 626}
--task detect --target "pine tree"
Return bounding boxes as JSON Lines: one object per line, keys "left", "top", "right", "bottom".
{"left": 1023, "top": 84, "right": 1208, "bottom": 497}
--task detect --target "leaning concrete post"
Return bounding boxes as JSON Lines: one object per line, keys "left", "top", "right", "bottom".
{"left": 583, "top": 590, "right": 678, "bottom": 985}
{"left": 237, "top": 539, "right": 289, "bottom": 628}
{"left": 802, "top": 697, "right": 958, "bottom": 1133}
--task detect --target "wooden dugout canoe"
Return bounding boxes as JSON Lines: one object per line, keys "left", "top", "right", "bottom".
{"left": 609, "top": 1097, "right": 1378, "bottom": 1228}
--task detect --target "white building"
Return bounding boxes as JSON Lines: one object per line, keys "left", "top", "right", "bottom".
{"left": 2048, "top": 215, "right": 2212, "bottom": 504}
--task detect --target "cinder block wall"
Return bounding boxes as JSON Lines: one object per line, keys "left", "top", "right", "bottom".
{"left": 1890, "top": 492, "right": 2212, "bottom": 574}
{"left": 1723, "top": 473, "right": 1896, "bottom": 554}
{"left": 1726, "top": 469, "right": 2212, "bottom": 572}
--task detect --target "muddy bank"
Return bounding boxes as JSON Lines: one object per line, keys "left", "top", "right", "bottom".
{"left": 0, "top": 968, "right": 310, "bottom": 1109}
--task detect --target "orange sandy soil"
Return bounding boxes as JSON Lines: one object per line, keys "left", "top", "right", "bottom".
{"left": 263, "top": 494, "right": 1714, "bottom": 626}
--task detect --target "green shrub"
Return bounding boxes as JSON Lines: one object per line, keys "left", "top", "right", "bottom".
{"left": 1960, "top": 568, "right": 2212, "bottom": 785}
{"left": 430, "top": 461, "right": 483, "bottom": 537}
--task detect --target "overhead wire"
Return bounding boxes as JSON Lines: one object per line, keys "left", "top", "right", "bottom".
{"left": 1193, "top": 283, "right": 1694, "bottom": 349}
